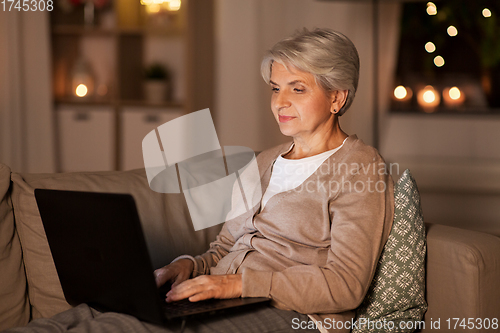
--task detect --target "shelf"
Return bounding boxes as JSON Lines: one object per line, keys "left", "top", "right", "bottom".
{"left": 55, "top": 97, "right": 114, "bottom": 106}
{"left": 118, "top": 100, "right": 183, "bottom": 108}
{"left": 389, "top": 108, "right": 500, "bottom": 116}
{"left": 54, "top": 97, "right": 183, "bottom": 109}
{"left": 51, "top": 25, "right": 116, "bottom": 36}
{"left": 51, "top": 25, "right": 183, "bottom": 37}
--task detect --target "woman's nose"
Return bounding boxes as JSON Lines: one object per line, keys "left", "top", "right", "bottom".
{"left": 274, "top": 91, "right": 291, "bottom": 110}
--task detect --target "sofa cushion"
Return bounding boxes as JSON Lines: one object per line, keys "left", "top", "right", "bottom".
{"left": 423, "top": 223, "right": 500, "bottom": 332}
{"left": 0, "top": 163, "right": 29, "bottom": 330}
{"left": 10, "top": 168, "right": 222, "bottom": 320}
{"left": 353, "top": 169, "right": 427, "bottom": 332}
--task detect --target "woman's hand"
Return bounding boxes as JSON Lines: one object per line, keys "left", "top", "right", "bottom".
{"left": 166, "top": 274, "right": 242, "bottom": 303}
{"left": 154, "top": 259, "right": 194, "bottom": 288}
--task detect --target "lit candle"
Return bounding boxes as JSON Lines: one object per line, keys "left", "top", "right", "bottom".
{"left": 393, "top": 85, "right": 413, "bottom": 102}
{"left": 442, "top": 86, "right": 465, "bottom": 108}
{"left": 71, "top": 58, "right": 94, "bottom": 99}
{"left": 75, "top": 84, "right": 88, "bottom": 97}
{"left": 417, "top": 85, "right": 440, "bottom": 112}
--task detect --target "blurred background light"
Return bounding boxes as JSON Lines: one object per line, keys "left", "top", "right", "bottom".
{"left": 443, "top": 86, "right": 465, "bottom": 107}
{"left": 141, "top": 0, "right": 181, "bottom": 12}
{"left": 166, "top": 0, "right": 181, "bottom": 11}
{"left": 425, "top": 41, "right": 436, "bottom": 53}
{"left": 393, "top": 85, "right": 413, "bottom": 102}
{"left": 449, "top": 87, "right": 461, "bottom": 100}
{"left": 75, "top": 84, "right": 88, "bottom": 97}
{"left": 417, "top": 85, "right": 440, "bottom": 111}
{"left": 447, "top": 25, "right": 458, "bottom": 37}
{"left": 482, "top": 8, "right": 492, "bottom": 18}
{"left": 394, "top": 86, "right": 407, "bottom": 100}
{"left": 426, "top": 2, "right": 437, "bottom": 16}
{"left": 434, "top": 55, "right": 445, "bottom": 67}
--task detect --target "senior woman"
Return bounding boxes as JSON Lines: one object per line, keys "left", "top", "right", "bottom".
{"left": 6, "top": 28, "right": 393, "bottom": 333}
{"left": 154, "top": 28, "right": 395, "bottom": 331}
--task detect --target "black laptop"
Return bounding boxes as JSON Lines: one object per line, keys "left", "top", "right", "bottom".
{"left": 34, "top": 189, "right": 269, "bottom": 326}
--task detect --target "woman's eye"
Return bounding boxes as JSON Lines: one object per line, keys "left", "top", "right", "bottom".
{"left": 294, "top": 88, "right": 304, "bottom": 93}
{"left": 271, "top": 87, "right": 279, "bottom": 92}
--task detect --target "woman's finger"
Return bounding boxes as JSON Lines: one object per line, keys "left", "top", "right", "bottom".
{"left": 154, "top": 266, "right": 174, "bottom": 287}
{"left": 166, "top": 278, "right": 207, "bottom": 302}
{"left": 166, "top": 275, "right": 242, "bottom": 302}
{"left": 155, "top": 259, "right": 194, "bottom": 288}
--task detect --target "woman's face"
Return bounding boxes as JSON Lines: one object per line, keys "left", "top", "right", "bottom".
{"left": 269, "top": 62, "right": 337, "bottom": 140}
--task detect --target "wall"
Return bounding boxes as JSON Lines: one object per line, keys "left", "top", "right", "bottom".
{"left": 381, "top": 114, "right": 500, "bottom": 236}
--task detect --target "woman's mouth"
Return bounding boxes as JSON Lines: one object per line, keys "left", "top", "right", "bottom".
{"left": 279, "top": 115, "right": 295, "bottom": 123}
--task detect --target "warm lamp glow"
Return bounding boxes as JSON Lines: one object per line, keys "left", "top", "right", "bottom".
{"left": 394, "top": 86, "right": 407, "bottom": 99}
{"left": 423, "top": 90, "right": 436, "bottom": 103}
{"left": 166, "top": 0, "right": 181, "bottom": 11}
{"left": 447, "top": 25, "right": 458, "bottom": 37}
{"left": 483, "top": 8, "right": 492, "bottom": 18}
{"left": 71, "top": 58, "right": 94, "bottom": 99}
{"left": 425, "top": 42, "right": 436, "bottom": 53}
{"left": 75, "top": 84, "right": 88, "bottom": 97}
{"left": 141, "top": 0, "right": 181, "bottom": 12}
{"left": 449, "top": 87, "right": 461, "bottom": 100}
{"left": 393, "top": 85, "right": 412, "bottom": 103}
{"left": 434, "top": 55, "right": 445, "bottom": 67}
{"left": 417, "top": 85, "right": 440, "bottom": 111}
{"left": 426, "top": 2, "right": 437, "bottom": 15}
{"left": 443, "top": 86, "right": 465, "bottom": 108}
{"left": 146, "top": 3, "right": 160, "bottom": 13}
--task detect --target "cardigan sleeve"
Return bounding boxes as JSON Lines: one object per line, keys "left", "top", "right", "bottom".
{"left": 172, "top": 219, "right": 237, "bottom": 277}
{"left": 241, "top": 165, "right": 394, "bottom": 314}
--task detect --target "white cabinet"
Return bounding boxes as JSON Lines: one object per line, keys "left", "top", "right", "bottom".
{"left": 57, "top": 106, "right": 115, "bottom": 172}
{"left": 120, "top": 108, "right": 184, "bottom": 171}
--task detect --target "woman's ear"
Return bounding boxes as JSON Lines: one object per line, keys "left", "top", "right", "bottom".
{"left": 331, "top": 90, "right": 349, "bottom": 114}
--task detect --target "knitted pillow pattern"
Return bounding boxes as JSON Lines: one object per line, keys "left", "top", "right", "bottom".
{"left": 353, "top": 169, "right": 427, "bottom": 333}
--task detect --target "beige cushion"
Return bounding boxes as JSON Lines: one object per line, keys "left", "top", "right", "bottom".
{"left": 422, "top": 223, "right": 500, "bottom": 332}
{"left": 0, "top": 163, "right": 29, "bottom": 330}
{"left": 10, "top": 168, "right": 222, "bottom": 319}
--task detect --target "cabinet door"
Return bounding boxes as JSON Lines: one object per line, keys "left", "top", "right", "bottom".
{"left": 57, "top": 106, "right": 115, "bottom": 172}
{"left": 121, "top": 108, "right": 184, "bottom": 171}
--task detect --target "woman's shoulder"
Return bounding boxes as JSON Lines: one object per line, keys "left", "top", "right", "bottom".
{"left": 338, "top": 135, "right": 386, "bottom": 164}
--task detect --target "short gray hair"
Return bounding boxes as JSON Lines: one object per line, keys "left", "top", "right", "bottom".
{"left": 261, "top": 28, "right": 360, "bottom": 116}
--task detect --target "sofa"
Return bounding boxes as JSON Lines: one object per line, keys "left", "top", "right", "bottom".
{"left": 1, "top": 162, "right": 500, "bottom": 332}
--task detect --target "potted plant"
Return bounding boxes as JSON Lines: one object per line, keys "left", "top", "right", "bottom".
{"left": 143, "top": 63, "right": 171, "bottom": 103}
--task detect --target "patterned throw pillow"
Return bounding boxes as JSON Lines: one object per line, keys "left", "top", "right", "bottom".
{"left": 352, "top": 169, "right": 427, "bottom": 333}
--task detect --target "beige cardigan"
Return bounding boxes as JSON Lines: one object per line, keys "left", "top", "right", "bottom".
{"left": 180, "top": 135, "right": 394, "bottom": 328}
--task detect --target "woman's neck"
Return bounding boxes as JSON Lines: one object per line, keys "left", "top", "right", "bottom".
{"left": 283, "top": 123, "right": 348, "bottom": 160}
